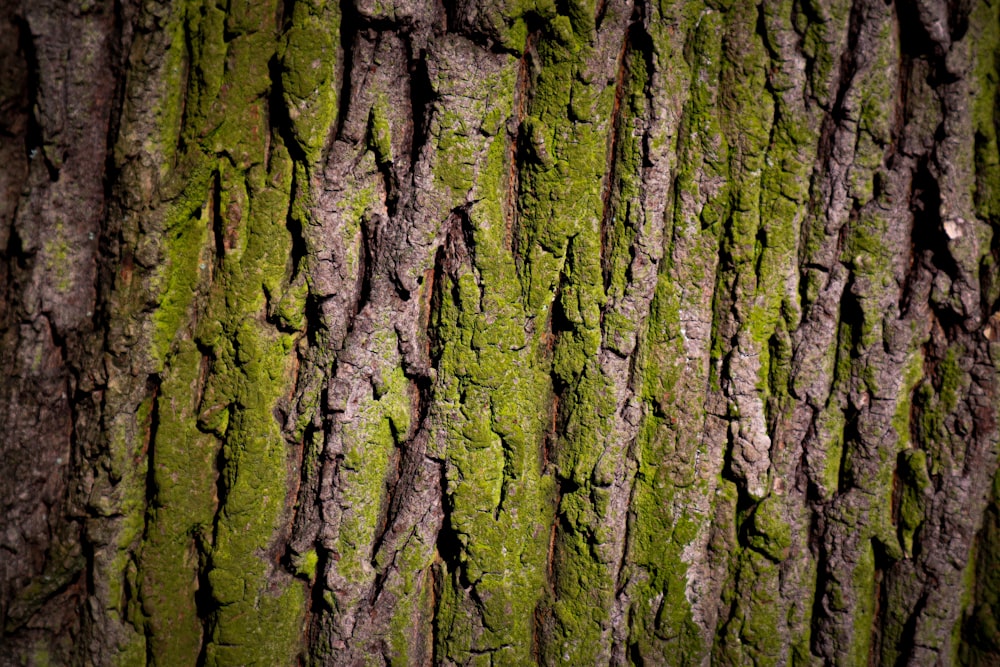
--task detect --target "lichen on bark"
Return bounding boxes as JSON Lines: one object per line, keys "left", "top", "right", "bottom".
{"left": 2, "top": 0, "right": 1000, "bottom": 665}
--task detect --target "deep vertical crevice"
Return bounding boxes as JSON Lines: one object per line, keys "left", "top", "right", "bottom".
{"left": 809, "top": 542, "right": 831, "bottom": 658}
{"left": 407, "top": 42, "right": 433, "bottom": 166}
{"left": 837, "top": 404, "right": 861, "bottom": 494}
{"left": 869, "top": 537, "right": 894, "bottom": 664}
{"left": 371, "top": 128, "right": 400, "bottom": 220}
{"left": 355, "top": 212, "right": 376, "bottom": 315}
{"left": 434, "top": 461, "right": 463, "bottom": 584}
{"left": 285, "top": 172, "right": 307, "bottom": 281}
{"left": 211, "top": 169, "right": 224, "bottom": 264}
{"left": 333, "top": 0, "right": 358, "bottom": 143}
{"left": 594, "top": 0, "right": 610, "bottom": 31}
{"left": 830, "top": 0, "right": 865, "bottom": 117}
{"left": 891, "top": 591, "right": 928, "bottom": 667}
{"left": 268, "top": 55, "right": 309, "bottom": 165}
{"left": 279, "top": 0, "right": 296, "bottom": 31}
{"left": 192, "top": 522, "right": 217, "bottom": 667}
{"left": 599, "top": 25, "right": 631, "bottom": 293}
{"left": 175, "top": 9, "right": 196, "bottom": 159}
{"left": 140, "top": 374, "right": 162, "bottom": 666}
{"left": 508, "top": 24, "right": 540, "bottom": 266}
{"left": 142, "top": 374, "right": 162, "bottom": 513}
{"left": 15, "top": 16, "right": 58, "bottom": 181}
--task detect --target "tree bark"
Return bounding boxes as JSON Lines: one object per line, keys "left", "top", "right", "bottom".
{"left": 2, "top": 0, "right": 999, "bottom": 664}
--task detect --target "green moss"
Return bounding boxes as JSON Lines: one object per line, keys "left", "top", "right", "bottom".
{"left": 99, "top": 396, "right": 154, "bottom": 657}
{"left": 938, "top": 345, "right": 963, "bottom": 414}
{"left": 433, "top": 107, "right": 479, "bottom": 202}
{"left": 960, "top": 3, "right": 1000, "bottom": 628}
{"left": 41, "top": 220, "right": 74, "bottom": 293}
{"left": 203, "top": 585, "right": 305, "bottom": 667}
{"left": 154, "top": 5, "right": 189, "bottom": 170}
{"left": 621, "top": 6, "right": 739, "bottom": 662}
{"left": 185, "top": 0, "right": 226, "bottom": 124}
{"left": 849, "top": 539, "right": 877, "bottom": 666}
{"left": 519, "top": 28, "right": 622, "bottom": 646}
{"left": 892, "top": 351, "right": 925, "bottom": 449}
{"left": 29, "top": 646, "right": 52, "bottom": 667}
{"left": 427, "top": 36, "right": 559, "bottom": 662}
{"left": 112, "top": 634, "right": 147, "bottom": 667}
{"left": 151, "top": 181, "right": 213, "bottom": 365}
{"left": 336, "top": 354, "right": 411, "bottom": 581}
{"left": 384, "top": 542, "right": 436, "bottom": 666}
{"left": 295, "top": 549, "right": 319, "bottom": 580}
{"left": 747, "top": 496, "right": 792, "bottom": 561}
{"left": 623, "top": 420, "right": 708, "bottom": 663}
{"left": 962, "top": 464, "right": 1000, "bottom": 664}
{"left": 137, "top": 341, "right": 221, "bottom": 665}
{"left": 367, "top": 95, "right": 393, "bottom": 167}
{"left": 735, "top": 555, "right": 786, "bottom": 664}
{"left": 280, "top": 3, "right": 340, "bottom": 163}
{"left": 201, "top": 317, "right": 307, "bottom": 666}
{"left": 971, "top": 0, "right": 1000, "bottom": 218}
{"left": 125, "top": 1, "right": 310, "bottom": 662}
{"left": 898, "top": 449, "right": 931, "bottom": 556}
{"left": 915, "top": 345, "right": 966, "bottom": 475}
{"left": 953, "top": 540, "right": 979, "bottom": 664}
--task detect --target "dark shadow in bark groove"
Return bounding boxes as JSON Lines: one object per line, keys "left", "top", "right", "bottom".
{"left": 298, "top": 294, "right": 328, "bottom": 349}
{"left": 209, "top": 169, "right": 225, "bottom": 265}
{"left": 831, "top": 0, "right": 865, "bottom": 117}
{"left": 333, "top": 0, "right": 358, "bottom": 144}
{"left": 893, "top": 591, "right": 928, "bottom": 667}
{"left": 428, "top": 244, "right": 448, "bottom": 362}
{"left": 139, "top": 374, "right": 162, "bottom": 666}
{"left": 3, "top": 224, "right": 29, "bottom": 282}
{"left": 368, "top": 437, "right": 404, "bottom": 576}
{"left": 435, "top": 461, "right": 465, "bottom": 584}
{"left": 809, "top": 548, "right": 832, "bottom": 658}
{"left": 869, "top": 536, "right": 896, "bottom": 659}
{"left": 909, "top": 161, "right": 968, "bottom": 336}
{"left": 909, "top": 162, "right": 953, "bottom": 274}
{"left": 143, "top": 374, "right": 162, "bottom": 509}
{"left": 894, "top": 0, "right": 947, "bottom": 61}
{"left": 193, "top": 525, "right": 217, "bottom": 667}
{"left": 101, "top": 4, "right": 129, "bottom": 212}
{"left": 285, "top": 174, "right": 308, "bottom": 282}
{"left": 406, "top": 42, "right": 433, "bottom": 167}
{"left": 598, "top": 21, "right": 635, "bottom": 294}
{"left": 509, "top": 24, "right": 543, "bottom": 272}
{"left": 14, "top": 16, "right": 59, "bottom": 181}
{"left": 548, "top": 270, "right": 575, "bottom": 391}
{"left": 430, "top": 554, "right": 444, "bottom": 664}
{"left": 628, "top": 639, "right": 646, "bottom": 666}
{"left": 838, "top": 281, "right": 865, "bottom": 360}
{"left": 267, "top": 55, "right": 309, "bottom": 166}
{"left": 837, "top": 402, "right": 862, "bottom": 494}
{"left": 278, "top": 0, "right": 296, "bottom": 31}
{"left": 358, "top": 213, "right": 377, "bottom": 311}
{"left": 367, "top": 108, "right": 400, "bottom": 218}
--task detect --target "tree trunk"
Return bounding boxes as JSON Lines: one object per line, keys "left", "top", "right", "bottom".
{"left": 2, "top": 0, "right": 999, "bottom": 664}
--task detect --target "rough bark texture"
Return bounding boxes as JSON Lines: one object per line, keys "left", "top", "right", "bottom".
{"left": 2, "top": 0, "right": 1000, "bottom": 664}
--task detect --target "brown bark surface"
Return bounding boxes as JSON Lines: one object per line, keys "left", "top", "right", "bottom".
{"left": 1, "top": 0, "right": 999, "bottom": 665}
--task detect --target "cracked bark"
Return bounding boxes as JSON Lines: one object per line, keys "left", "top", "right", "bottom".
{"left": 2, "top": 0, "right": 1000, "bottom": 665}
